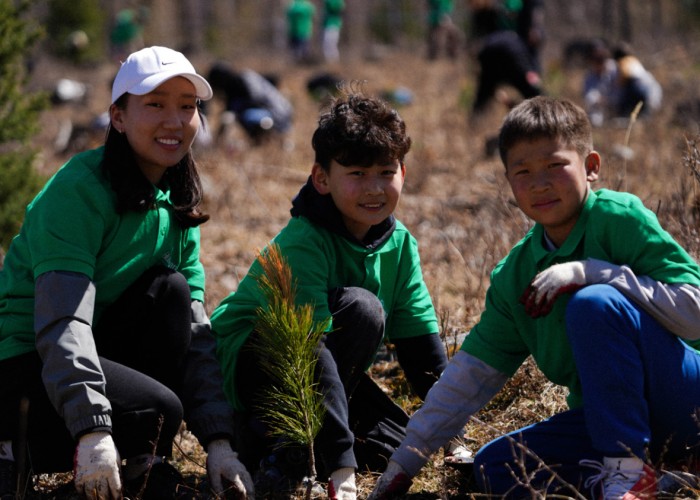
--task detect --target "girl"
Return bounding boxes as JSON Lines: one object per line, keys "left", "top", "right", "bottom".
{"left": 0, "top": 46, "right": 253, "bottom": 499}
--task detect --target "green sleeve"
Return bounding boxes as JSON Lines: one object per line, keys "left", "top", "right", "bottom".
{"left": 28, "top": 162, "right": 110, "bottom": 279}
{"left": 179, "top": 226, "right": 205, "bottom": 302}
{"left": 385, "top": 233, "right": 439, "bottom": 339}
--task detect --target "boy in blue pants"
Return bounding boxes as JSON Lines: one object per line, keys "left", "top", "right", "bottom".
{"left": 211, "top": 90, "right": 451, "bottom": 500}
{"left": 370, "top": 96, "right": 700, "bottom": 500}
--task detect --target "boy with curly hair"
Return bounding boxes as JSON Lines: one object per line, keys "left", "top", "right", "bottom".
{"left": 212, "top": 89, "right": 450, "bottom": 499}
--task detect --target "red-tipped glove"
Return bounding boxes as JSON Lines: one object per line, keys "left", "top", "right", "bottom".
{"left": 367, "top": 461, "right": 412, "bottom": 500}
{"left": 328, "top": 467, "right": 356, "bottom": 500}
{"left": 73, "top": 431, "right": 122, "bottom": 499}
{"left": 520, "top": 261, "right": 587, "bottom": 318}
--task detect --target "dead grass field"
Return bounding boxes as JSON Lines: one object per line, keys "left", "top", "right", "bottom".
{"left": 25, "top": 29, "right": 700, "bottom": 498}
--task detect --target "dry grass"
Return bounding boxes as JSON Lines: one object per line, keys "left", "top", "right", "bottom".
{"left": 23, "top": 30, "right": 700, "bottom": 498}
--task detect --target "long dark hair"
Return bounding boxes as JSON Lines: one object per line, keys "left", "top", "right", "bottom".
{"left": 102, "top": 96, "right": 209, "bottom": 228}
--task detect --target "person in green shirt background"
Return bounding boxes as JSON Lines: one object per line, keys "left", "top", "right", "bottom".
{"left": 0, "top": 46, "right": 252, "bottom": 499}
{"left": 427, "top": 0, "right": 460, "bottom": 60}
{"left": 286, "top": 0, "right": 316, "bottom": 63}
{"left": 370, "top": 96, "right": 700, "bottom": 499}
{"left": 211, "top": 88, "right": 455, "bottom": 500}
{"left": 322, "top": 0, "right": 345, "bottom": 64}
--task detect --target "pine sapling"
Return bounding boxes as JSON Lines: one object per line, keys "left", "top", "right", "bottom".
{"left": 251, "top": 243, "right": 330, "bottom": 499}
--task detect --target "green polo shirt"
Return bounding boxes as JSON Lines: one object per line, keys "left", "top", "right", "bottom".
{"left": 461, "top": 189, "right": 700, "bottom": 408}
{"left": 0, "top": 147, "right": 205, "bottom": 360}
{"left": 211, "top": 215, "right": 438, "bottom": 410}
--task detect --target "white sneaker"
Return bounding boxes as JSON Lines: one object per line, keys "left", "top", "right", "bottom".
{"left": 581, "top": 457, "right": 657, "bottom": 500}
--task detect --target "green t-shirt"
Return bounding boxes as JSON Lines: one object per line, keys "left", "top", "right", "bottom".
{"left": 323, "top": 0, "right": 344, "bottom": 29}
{"left": 0, "top": 147, "right": 205, "bottom": 360}
{"left": 287, "top": 0, "right": 316, "bottom": 40}
{"left": 211, "top": 215, "right": 438, "bottom": 410}
{"left": 461, "top": 189, "right": 700, "bottom": 408}
{"left": 428, "top": 0, "right": 454, "bottom": 26}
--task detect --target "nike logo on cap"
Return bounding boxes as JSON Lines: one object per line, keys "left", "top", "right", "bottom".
{"left": 161, "top": 61, "right": 175, "bottom": 65}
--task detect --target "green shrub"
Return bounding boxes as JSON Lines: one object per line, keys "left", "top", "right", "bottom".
{"left": 0, "top": 0, "right": 47, "bottom": 252}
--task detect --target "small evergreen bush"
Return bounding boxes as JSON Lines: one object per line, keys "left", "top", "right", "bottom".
{"left": 0, "top": 0, "right": 47, "bottom": 253}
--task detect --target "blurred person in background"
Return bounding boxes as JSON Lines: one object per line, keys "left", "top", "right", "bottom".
{"left": 322, "top": 0, "right": 345, "bottom": 64}
{"left": 426, "top": 0, "right": 461, "bottom": 60}
{"left": 467, "top": 0, "right": 543, "bottom": 121}
{"left": 583, "top": 40, "right": 662, "bottom": 127}
{"left": 207, "top": 62, "right": 293, "bottom": 146}
{"left": 287, "top": 0, "right": 316, "bottom": 64}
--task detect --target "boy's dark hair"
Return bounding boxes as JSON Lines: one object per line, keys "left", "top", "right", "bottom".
{"left": 498, "top": 96, "right": 593, "bottom": 165}
{"left": 102, "top": 95, "right": 209, "bottom": 228}
{"left": 311, "top": 90, "right": 411, "bottom": 170}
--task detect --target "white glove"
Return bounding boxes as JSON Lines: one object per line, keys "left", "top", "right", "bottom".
{"left": 520, "top": 261, "right": 587, "bottom": 318}
{"left": 444, "top": 439, "right": 473, "bottom": 465}
{"left": 367, "top": 461, "right": 412, "bottom": 500}
{"left": 328, "top": 467, "right": 356, "bottom": 500}
{"left": 206, "top": 439, "right": 254, "bottom": 498}
{"left": 73, "top": 431, "right": 122, "bottom": 499}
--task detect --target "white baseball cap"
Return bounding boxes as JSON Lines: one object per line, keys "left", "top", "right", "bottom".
{"left": 111, "top": 46, "right": 213, "bottom": 104}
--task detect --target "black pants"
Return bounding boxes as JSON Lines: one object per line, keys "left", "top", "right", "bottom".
{"left": 474, "top": 30, "right": 541, "bottom": 114}
{"left": 0, "top": 266, "right": 190, "bottom": 472}
{"left": 235, "top": 287, "right": 409, "bottom": 478}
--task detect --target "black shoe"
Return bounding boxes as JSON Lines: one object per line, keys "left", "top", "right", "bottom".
{"left": 254, "top": 446, "right": 308, "bottom": 499}
{"left": 0, "top": 459, "right": 16, "bottom": 500}
{"left": 124, "top": 461, "right": 199, "bottom": 499}
{"left": 254, "top": 454, "right": 297, "bottom": 498}
{"left": 253, "top": 447, "right": 325, "bottom": 499}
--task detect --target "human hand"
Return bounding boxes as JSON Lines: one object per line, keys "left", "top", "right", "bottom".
{"left": 444, "top": 439, "right": 474, "bottom": 467}
{"left": 73, "top": 431, "right": 122, "bottom": 499}
{"left": 206, "top": 439, "right": 254, "bottom": 498}
{"left": 520, "top": 261, "right": 587, "bottom": 318}
{"left": 367, "top": 461, "right": 412, "bottom": 500}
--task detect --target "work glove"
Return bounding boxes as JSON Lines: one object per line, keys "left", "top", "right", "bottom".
{"left": 328, "top": 467, "right": 356, "bottom": 500}
{"left": 206, "top": 439, "right": 254, "bottom": 498}
{"left": 367, "top": 461, "right": 412, "bottom": 500}
{"left": 444, "top": 439, "right": 474, "bottom": 465}
{"left": 73, "top": 431, "right": 122, "bottom": 499}
{"left": 521, "top": 260, "right": 608, "bottom": 318}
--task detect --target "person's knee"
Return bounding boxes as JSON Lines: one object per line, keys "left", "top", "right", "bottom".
{"left": 472, "top": 437, "right": 514, "bottom": 494}
{"left": 114, "top": 384, "right": 183, "bottom": 456}
{"left": 157, "top": 268, "right": 191, "bottom": 306}
{"left": 133, "top": 383, "right": 183, "bottom": 437}
{"left": 329, "top": 287, "right": 385, "bottom": 333}
{"left": 566, "top": 284, "right": 622, "bottom": 321}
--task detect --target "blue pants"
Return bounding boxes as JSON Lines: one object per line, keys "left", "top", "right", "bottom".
{"left": 474, "top": 284, "right": 700, "bottom": 497}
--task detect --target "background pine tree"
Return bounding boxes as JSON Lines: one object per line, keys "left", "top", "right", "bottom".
{"left": 0, "top": 0, "right": 47, "bottom": 256}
